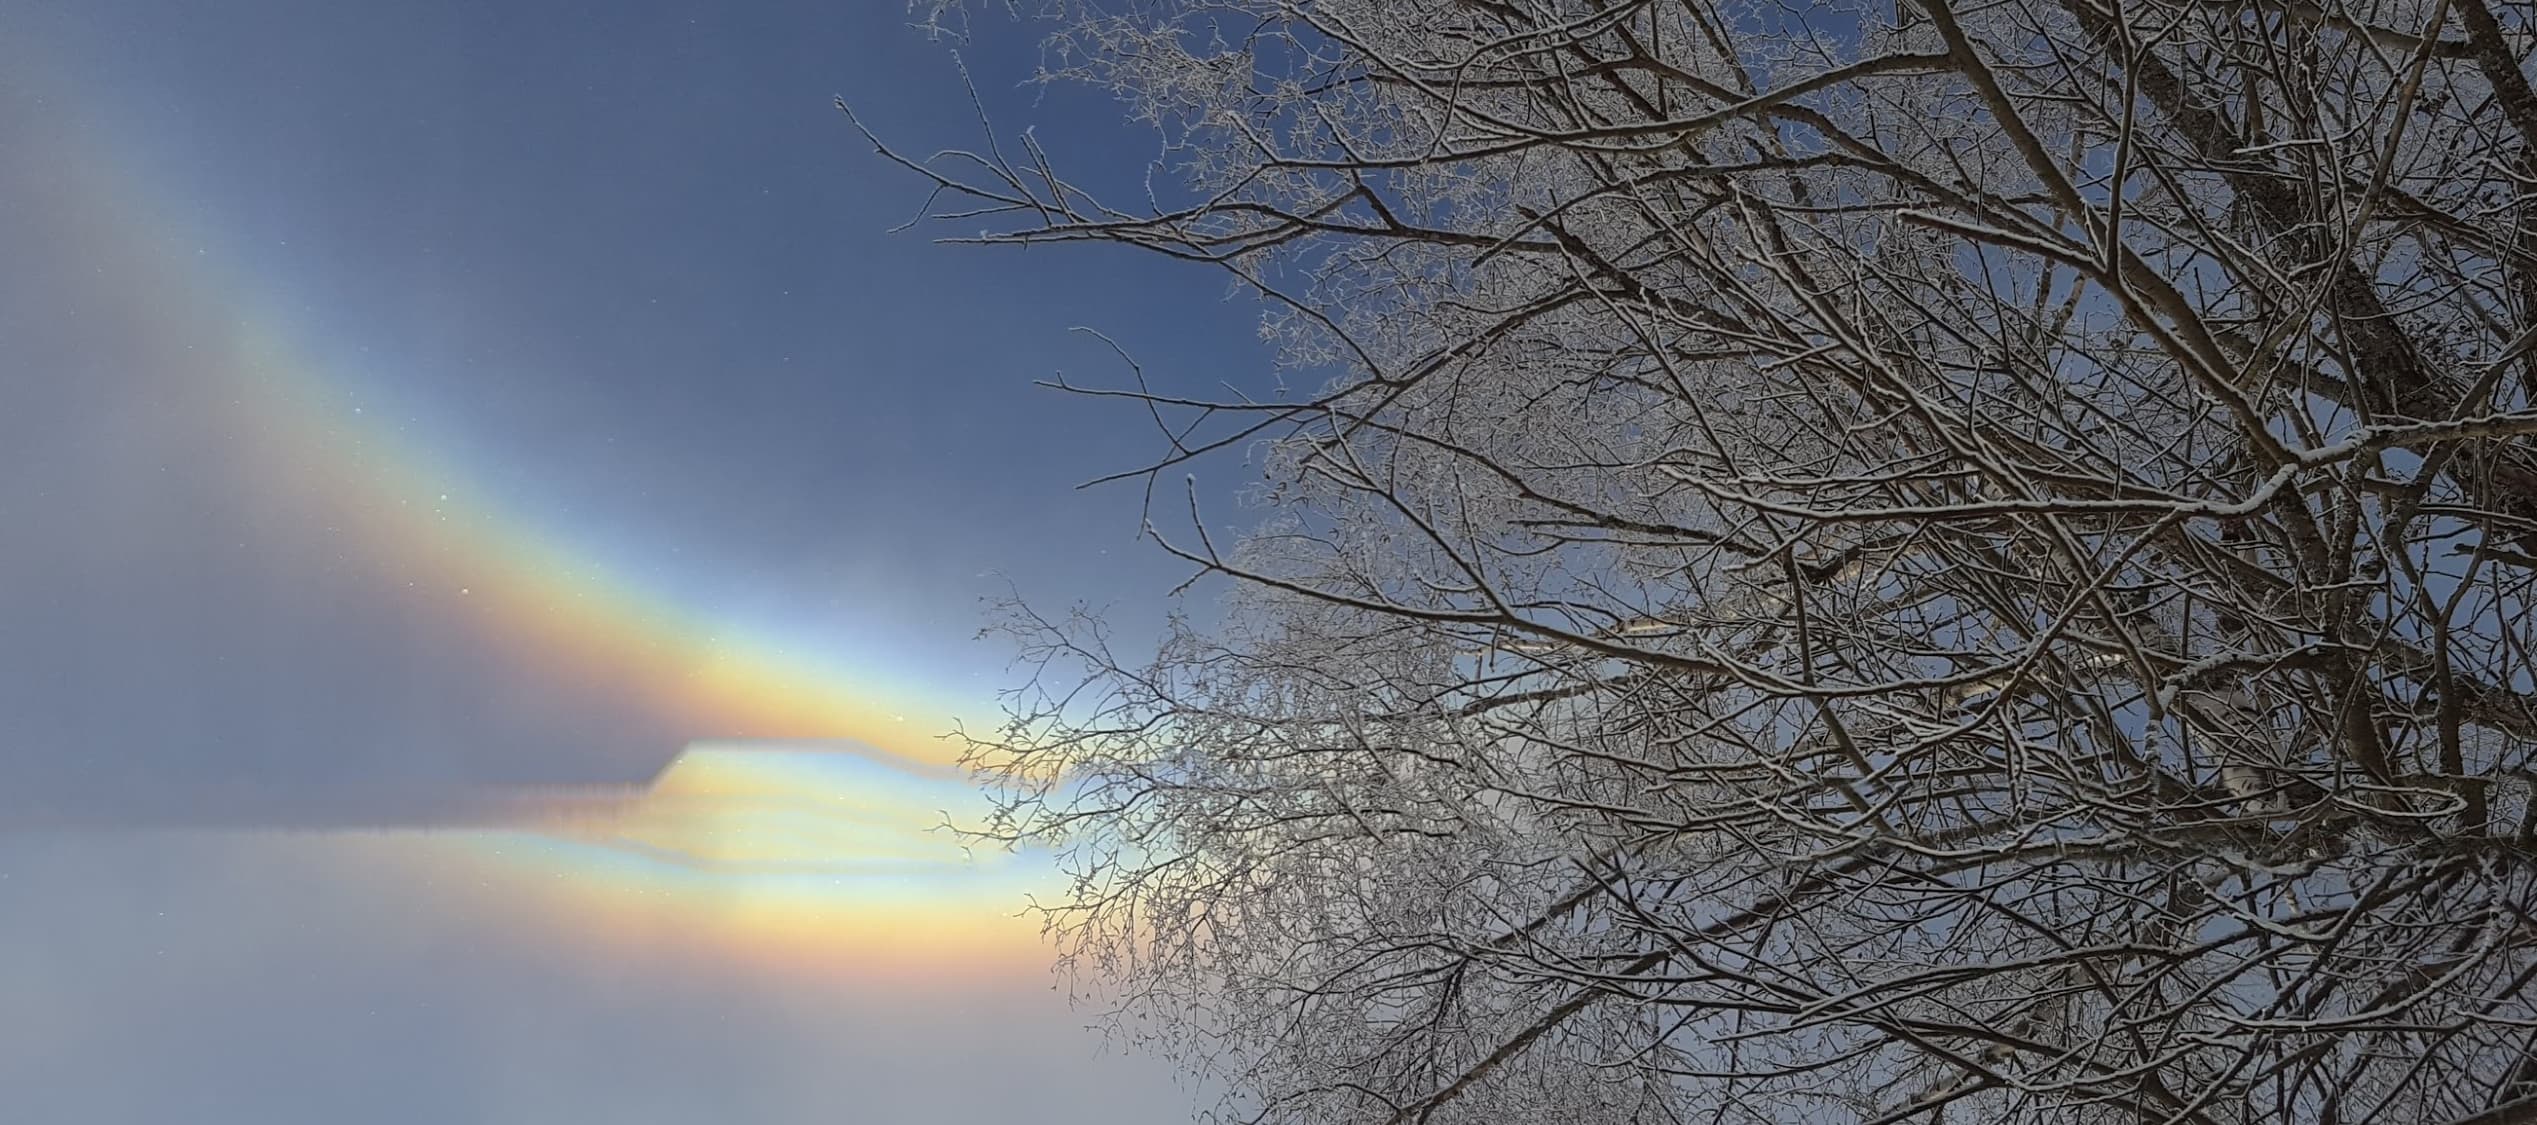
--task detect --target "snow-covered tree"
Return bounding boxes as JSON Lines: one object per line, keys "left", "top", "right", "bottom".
{"left": 867, "top": 0, "right": 2537, "bottom": 1119}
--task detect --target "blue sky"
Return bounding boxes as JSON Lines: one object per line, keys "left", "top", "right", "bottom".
{"left": 0, "top": 2, "right": 1263, "bottom": 1120}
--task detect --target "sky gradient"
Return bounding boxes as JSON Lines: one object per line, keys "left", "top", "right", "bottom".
{"left": 0, "top": 2, "right": 1251, "bottom": 1120}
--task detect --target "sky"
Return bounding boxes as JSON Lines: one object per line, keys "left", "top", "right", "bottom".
{"left": 0, "top": 2, "right": 1264, "bottom": 1120}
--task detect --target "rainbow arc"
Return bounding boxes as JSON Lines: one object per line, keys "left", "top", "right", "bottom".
{"left": 6, "top": 67, "right": 1054, "bottom": 972}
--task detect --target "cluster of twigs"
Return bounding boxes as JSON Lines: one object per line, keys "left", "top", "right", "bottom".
{"left": 865, "top": 0, "right": 2537, "bottom": 1119}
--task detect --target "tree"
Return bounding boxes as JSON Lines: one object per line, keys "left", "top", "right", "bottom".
{"left": 863, "top": 0, "right": 2537, "bottom": 1120}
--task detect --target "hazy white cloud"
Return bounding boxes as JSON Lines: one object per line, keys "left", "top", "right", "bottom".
{"left": 0, "top": 828, "right": 1190, "bottom": 1125}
